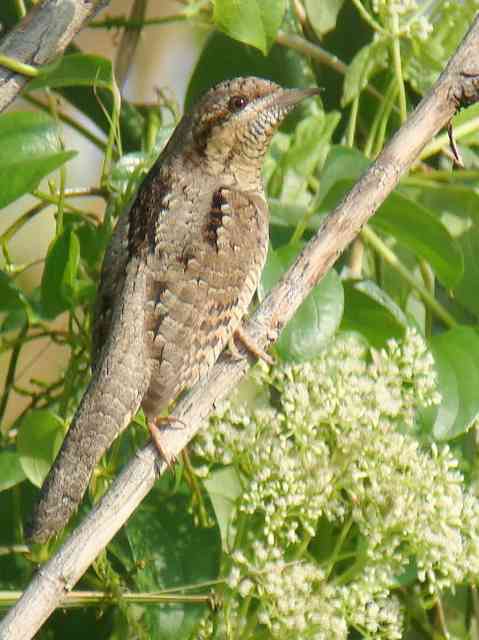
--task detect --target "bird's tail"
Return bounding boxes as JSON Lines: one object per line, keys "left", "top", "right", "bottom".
{"left": 27, "top": 263, "right": 149, "bottom": 543}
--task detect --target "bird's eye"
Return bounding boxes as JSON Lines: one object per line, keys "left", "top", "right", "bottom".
{"left": 228, "top": 95, "right": 248, "bottom": 112}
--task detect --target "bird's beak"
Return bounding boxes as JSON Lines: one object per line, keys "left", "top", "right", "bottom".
{"left": 271, "top": 86, "right": 321, "bottom": 111}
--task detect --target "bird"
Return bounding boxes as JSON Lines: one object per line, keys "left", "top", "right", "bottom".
{"left": 27, "top": 76, "right": 319, "bottom": 543}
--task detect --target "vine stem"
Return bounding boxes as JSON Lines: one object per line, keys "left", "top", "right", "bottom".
{"left": 362, "top": 226, "right": 456, "bottom": 328}
{"left": 89, "top": 13, "right": 188, "bottom": 29}
{"left": 0, "top": 54, "right": 38, "bottom": 77}
{"left": 351, "top": 0, "right": 387, "bottom": 35}
{"left": 390, "top": 11, "right": 408, "bottom": 123}
{"left": 0, "top": 324, "right": 28, "bottom": 427}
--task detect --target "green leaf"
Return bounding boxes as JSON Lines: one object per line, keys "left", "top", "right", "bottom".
{"left": 305, "top": 0, "right": 345, "bottom": 36}
{"left": 430, "top": 327, "right": 479, "bottom": 440}
{"left": 41, "top": 228, "right": 82, "bottom": 318}
{"left": 17, "top": 410, "right": 64, "bottom": 487}
{"left": 268, "top": 109, "right": 340, "bottom": 205}
{"left": 269, "top": 199, "right": 314, "bottom": 230}
{"left": 36, "top": 43, "right": 144, "bottom": 153}
{"left": 28, "top": 54, "right": 114, "bottom": 91}
{"left": 0, "top": 112, "right": 76, "bottom": 209}
{"left": 0, "top": 3, "right": 19, "bottom": 30}
{"left": 185, "top": 31, "right": 312, "bottom": 114}
{"left": 371, "top": 194, "right": 464, "bottom": 289}
{"left": 74, "top": 220, "right": 105, "bottom": 271}
{"left": 318, "top": 145, "right": 368, "bottom": 204}
{"left": 109, "top": 150, "right": 151, "bottom": 198}
{"left": 261, "top": 244, "right": 344, "bottom": 361}
{"left": 341, "top": 280, "right": 407, "bottom": 347}
{"left": 127, "top": 493, "right": 221, "bottom": 639}
{"left": 342, "top": 40, "right": 388, "bottom": 106}
{"left": 403, "top": 181, "right": 479, "bottom": 224}
{"left": 319, "top": 148, "right": 464, "bottom": 289}
{"left": 454, "top": 226, "right": 479, "bottom": 318}
{"left": 213, "top": 0, "right": 286, "bottom": 54}
{"left": 203, "top": 466, "right": 243, "bottom": 549}
{"left": 278, "top": 268, "right": 343, "bottom": 361}
{"left": 258, "top": 245, "right": 283, "bottom": 301}
{"left": 0, "top": 451, "right": 27, "bottom": 492}
{"left": 0, "top": 271, "right": 27, "bottom": 312}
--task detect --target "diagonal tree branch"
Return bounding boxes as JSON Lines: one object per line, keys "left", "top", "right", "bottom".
{"left": 0, "top": 0, "right": 109, "bottom": 113}
{"left": 1, "top": 13, "right": 479, "bottom": 640}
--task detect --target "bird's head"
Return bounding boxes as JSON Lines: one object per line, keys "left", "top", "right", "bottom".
{"left": 179, "top": 77, "right": 320, "bottom": 187}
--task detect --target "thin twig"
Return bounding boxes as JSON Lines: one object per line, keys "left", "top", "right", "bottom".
{"left": 0, "top": 0, "right": 108, "bottom": 113}
{"left": 0, "top": 324, "right": 28, "bottom": 427}
{"left": 362, "top": 226, "right": 455, "bottom": 328}
{"left": 114, "top": 0, "right": 148, "bottom": 91}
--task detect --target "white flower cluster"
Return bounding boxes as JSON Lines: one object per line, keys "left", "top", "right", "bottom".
{"left": 228, "top": 543, "right": 347, "bottom": 639}
{"left": 372, "top": 0, "right": 419, "bottom": 16}
{"left": 339, "top": 567, "right": 403, "bottom": 639}
{"left": 194, "top": 329, "right": 479, "bottom": 637}
{"left": 371, "top": 0, "right": 432, "bottom": 40}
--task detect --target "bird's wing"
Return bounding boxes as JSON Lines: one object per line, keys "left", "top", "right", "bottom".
{"left": 141, "top": 185, "right": 269, "bottom": 418}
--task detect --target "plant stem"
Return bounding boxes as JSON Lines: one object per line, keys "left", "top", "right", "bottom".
{"left": 101, "top": 79, "right": 122, "bottom": 184}
{"left": 419, "top": 259, "right": 434, "bottom": 338}
{"left": 362, "top": 226, "right": 456, "bottom": 328}
{"left": 390, "top": 12, "right": 407, "bottom": 123}
{"left": 292, "top": 532, "right": 312, "bottom": 560}
{"left": 471, "top": 585, "right": 479, "bottom": 640}
{"left": 47, "top": 92, "right": 66, "bottom": 235}
{"left": 372, "top": 80, "right": 399, "bottom": 157}
{"left": 0, "top": 545, "right": 29, "bottom": 557}
{"left": 0, "top": 324, "right": 28, "bottom": 429}
{"left": 276, "top": 31, "right": 392, "bottom": 108}
{"left": 349, "top": 238, "right": 364, "bottom": 278}
{"left": 181, "top": 450, "right": 209, "bottom": 527}
{"left": 14, "top": 0, "right": 26, "bottom": 18}
{"left": 347, "top": 97, "right": 359, "bottom": 148}
{"left": 33, "top": 189, "right": 103, "bottom": 220}
{"left": 364, "top": 78, "right": 397, "bottom": 158}
{"left": 351, "top": 0, "right": 388, "bottom": 35}
{"left": 0, "top": 54, "right": 38, "bottom": 77}
{"left": 0, "top": 203, "right": 47, "bottom": 246}
{"left": 325, "top": 517, "right": 353, "bottom": 578}
{"left": 0, "top": 589, "right": 214, "bottom": 609}
{"left": 434, "top": 596, "right": 450, "bottom": 639}
{"left": 89, "top": 13, "right": 188, "bottom": 29}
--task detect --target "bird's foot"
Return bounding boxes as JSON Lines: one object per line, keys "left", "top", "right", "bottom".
{"left": 228, "top": 326, "right": 275, "bottom": 365}
{"left": 148, "top": 415, "right": 185, "bottom": 467}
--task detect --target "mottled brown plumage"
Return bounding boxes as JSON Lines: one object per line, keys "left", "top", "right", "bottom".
{"left": 27, "top": 77, "right": 318, "bottom": 543}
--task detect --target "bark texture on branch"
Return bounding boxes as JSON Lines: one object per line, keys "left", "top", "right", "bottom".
{"left": 1, "top": 13, "right": 479, "bottom": 640}
{"left": 0, "top": 0, "right": 108, "bottom": 112}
